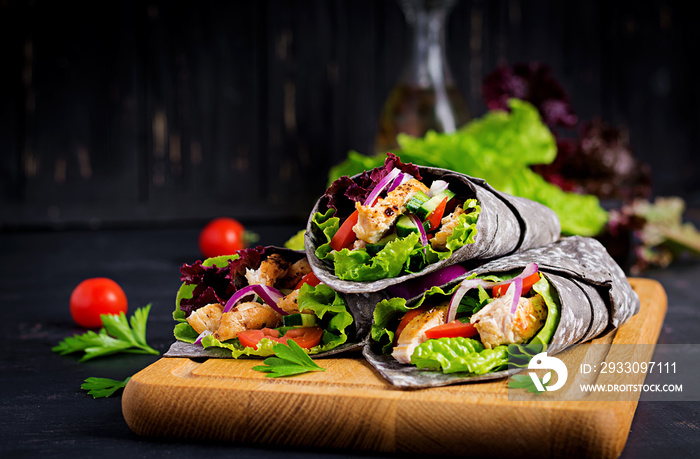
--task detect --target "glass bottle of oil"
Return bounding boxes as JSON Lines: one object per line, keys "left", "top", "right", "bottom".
{"left": 375, "top": 0, "right": 470, "bottom": 154}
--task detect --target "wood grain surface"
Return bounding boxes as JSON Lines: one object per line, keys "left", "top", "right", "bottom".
{"left": 122, "top": 278, "right": 667, "bottom": 458}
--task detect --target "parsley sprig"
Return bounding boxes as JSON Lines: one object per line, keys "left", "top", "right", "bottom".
{"left": 81, "top": 376, "right": 131, "bottom": 398}
{"left": 253, "top": 340, "right": 325, "bottom": 378}
{"left": 52, "top": 305, "right": 159, "bottom": 361}
{"left": 508, "top": 373, "right": 550, "bottom": 394}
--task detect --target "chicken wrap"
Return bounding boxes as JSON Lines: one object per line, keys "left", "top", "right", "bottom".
{"left": 363, "top": 236, "right": 640, "bottom": 388}
{"left": 306, "top": 153, "right": 560, "bottom": 294}
{"left": 166, "top": 246, "right": 374, "bottom": 359}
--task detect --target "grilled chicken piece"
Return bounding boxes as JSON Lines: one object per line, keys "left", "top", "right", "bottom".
{"left": 392, "top": 305, "right": 448, "bottom": 364}
{"left": 277, "top": 289, "right": 301, "bottom": 315}
{"left": 430, "top": 206, "right": 465, "bottom": 250}
{"left": 245, "top": 253, "right": 290, "bottom": 287}
{"left": 351, "top": 239, "right": 367, "bottom": 250}
{"left": 186, "top": 303, "right": 224, "bottom": 335}
{"left": 213, "top": 302, "right": 281, "bottom": 341}
{"left": 470, "top": 294, "right": 547, "bottom": 349}
{"left": 353, "top": 179, "right": 430, "bottom": 244}
{"left": 278, "top": 258, "right": 312, "bottom": 289}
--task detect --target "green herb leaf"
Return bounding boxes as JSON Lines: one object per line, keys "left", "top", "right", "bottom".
{"left": 508, "top": 373, "right": 549, "bottom": 394}
{"left": 81, "top": 376, "right": 131, "bottom": 398}
{"left": 52, "top": 305, "right": 159, "bottom": 362}
{"left": 283, "top": 229, "right": 306, "bottom": 250}
{"left": 252, "top": 340, "right": 325, "bottom": 378}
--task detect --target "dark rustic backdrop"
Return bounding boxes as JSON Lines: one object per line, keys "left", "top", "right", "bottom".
{"left": 1, "top": 0, "right": 698, "bottom": 231}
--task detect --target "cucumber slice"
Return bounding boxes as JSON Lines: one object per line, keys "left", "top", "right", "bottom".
{"left": 282, "top": 313, "right": 317, "bottom": 327}
{"left": 417, "top": 189, "right": 455, "bottom": 220}
{"left": 396, "top": 214, "right": 430, "bottom": 238}
{"left": 396, "top": 215, "right": 418, "bottom": 238}
{"left": 366, "top": 234, "right": 398, "bottom": 256}
{"left": 406, "top": 191, "right": 430, "bottom": 215}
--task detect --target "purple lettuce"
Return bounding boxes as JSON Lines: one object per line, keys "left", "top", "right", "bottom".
{"left": 322, "top": 152, "right": 422, "bottom": 218}
{"left": 178, "top": 246, "right": 267, "bottom": 317}
{"left": 482, "top": 62, "right": 577, "bottom": 130}
{"left": 533, "top": 119, "right": 652, "bottom": 201}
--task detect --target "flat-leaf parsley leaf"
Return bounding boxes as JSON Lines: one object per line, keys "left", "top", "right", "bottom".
{"left": 81, "top": 377, "right": 131, "bottom": 398}
{"left": 252, "top": 340, "right": 325, "bottom": 378}
{"left": 508, "top": 373, "right": 549, "bottom": 394}
{"left": 52, "top": 304, "right": 159, "bottom": 361}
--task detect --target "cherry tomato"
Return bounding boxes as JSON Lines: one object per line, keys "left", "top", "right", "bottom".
{"left": 295, "top": 272, "right": 321, "bottom": 290}
{"left": 237, "top": 326, "right": 324, "bottom": 350}
{"left": 493, "top": 272, "right": 541, "bottom": 298}
{"left": 425, "top": 321, "right": 478, "bottom": 340}
{"left": 199, "top": 217, "right": 245, "bottom": 258}
{"left": 69, "top": 278, "right": 128, "bottom": 328}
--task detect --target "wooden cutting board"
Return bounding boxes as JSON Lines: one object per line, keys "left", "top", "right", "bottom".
{"left": 122, "top": 278, "right": 666, "bottom": 458}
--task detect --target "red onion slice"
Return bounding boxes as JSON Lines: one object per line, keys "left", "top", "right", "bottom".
{"left": 409, "top": 213, "right": 429, "bottom": 246}
{"left": 194, "top": 330, "right": 212, "bottom": 346}
{"left": 508, "top": 277, "right": 523, "bottom": 315}
{"left": 222, "top": 284, "right": 288, "bottom": 315}
{"left": 446, "top": 278, "right": 492, "bottom": 323}
{"left": 363, "top": 168, "right": 401, "bottom": 206}
{"left": 388, "top": 172, "right": 413, "bottom": 192}
{"left": 516, "top": 262, "right": 539, "bottom": 280}
{"left": 445, "top": 263, "right": 539, "bottom": 323}
{"left": 251, "top": 284, "right": 287, "bottom": 316}
{"left": 222, "top": 285, "right": 257, "bottom": 313}
{"left": 428, "top": 180, "right": 448, "bottom": 197}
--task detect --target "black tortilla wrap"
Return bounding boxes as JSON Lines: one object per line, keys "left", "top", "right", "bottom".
{"left": 165, "top": 246, "right": 375, "bottom": 359}
{"left": 363, "top": 236, "right": 639, "bottom": 388}
{"left": 463, "top": 236, "right": 639, "bottom": 328}
{"left": 306, "top": 166, "right": 561, "bottom": 294}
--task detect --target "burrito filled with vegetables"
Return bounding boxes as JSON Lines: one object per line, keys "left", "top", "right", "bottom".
{"left": 167, "top": 246, "right": 373, "bottom": 359}
{"left": 306, "top": 153, "right": 560, "bottom": 294}
{"left": 364, "top": 236, "right": 640, "bottom": 388}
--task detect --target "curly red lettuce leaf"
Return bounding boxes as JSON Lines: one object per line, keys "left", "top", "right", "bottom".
{"left": 177, "top": 246, "right": 266, "bottom": 317}
{"left": 322, "top": 152, "right": 422, "bottom": 219}
{"left": 534, "top": 119, "right": 652, "bottom": 201}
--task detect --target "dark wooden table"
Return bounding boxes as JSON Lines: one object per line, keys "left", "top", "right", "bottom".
{"left": 1, "top": 224, "right": 698, "bottom": 458}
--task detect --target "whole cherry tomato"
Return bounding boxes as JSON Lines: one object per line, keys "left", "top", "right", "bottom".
{"left": 198, "top": 217, "right": 246, "bottom": 258}
{"left": 70, "top": 278, "right": 128, "bottom": 328}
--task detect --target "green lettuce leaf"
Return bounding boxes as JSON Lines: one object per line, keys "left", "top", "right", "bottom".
{"left": 295, "top": 283, "right": 353, "bottom": 352}
{"left": 328, "top": 99, "right": 607, "bottom": 236}
{"left": 411, "top": 338, "right": 509, "bottom": 374}
{"left": 284, "top": 229, "right": 306, "bottom": 251}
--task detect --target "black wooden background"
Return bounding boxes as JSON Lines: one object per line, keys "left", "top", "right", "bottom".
{"left": 1, "top": 0, "right": 698, "bottom": 231}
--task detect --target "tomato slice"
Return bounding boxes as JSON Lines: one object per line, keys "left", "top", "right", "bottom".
{"left": 425, "top": 197, "right": 448, "bottom": 231}
{"left": 424, "top": 321, "right": 478, "bottom": 340}
{"left": 237, "top": 326, "right": 323, "bottom": 349}
{"left": 280, "top": 326, "right": 324, "bottom": 349}
{"left": 394, "top": 307, "right": 428, "bottom": 343}
{"left": 295, "top": 272, "right": 321, "bottom": 290}
{"left": 493, "top": 272, "right": 541, "bottom": 297}
{"left": 237, "top": 328, "right": 280, "bottom": 349}
{"left": 330, "top": 210, "right": 359, "bottom": 251}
